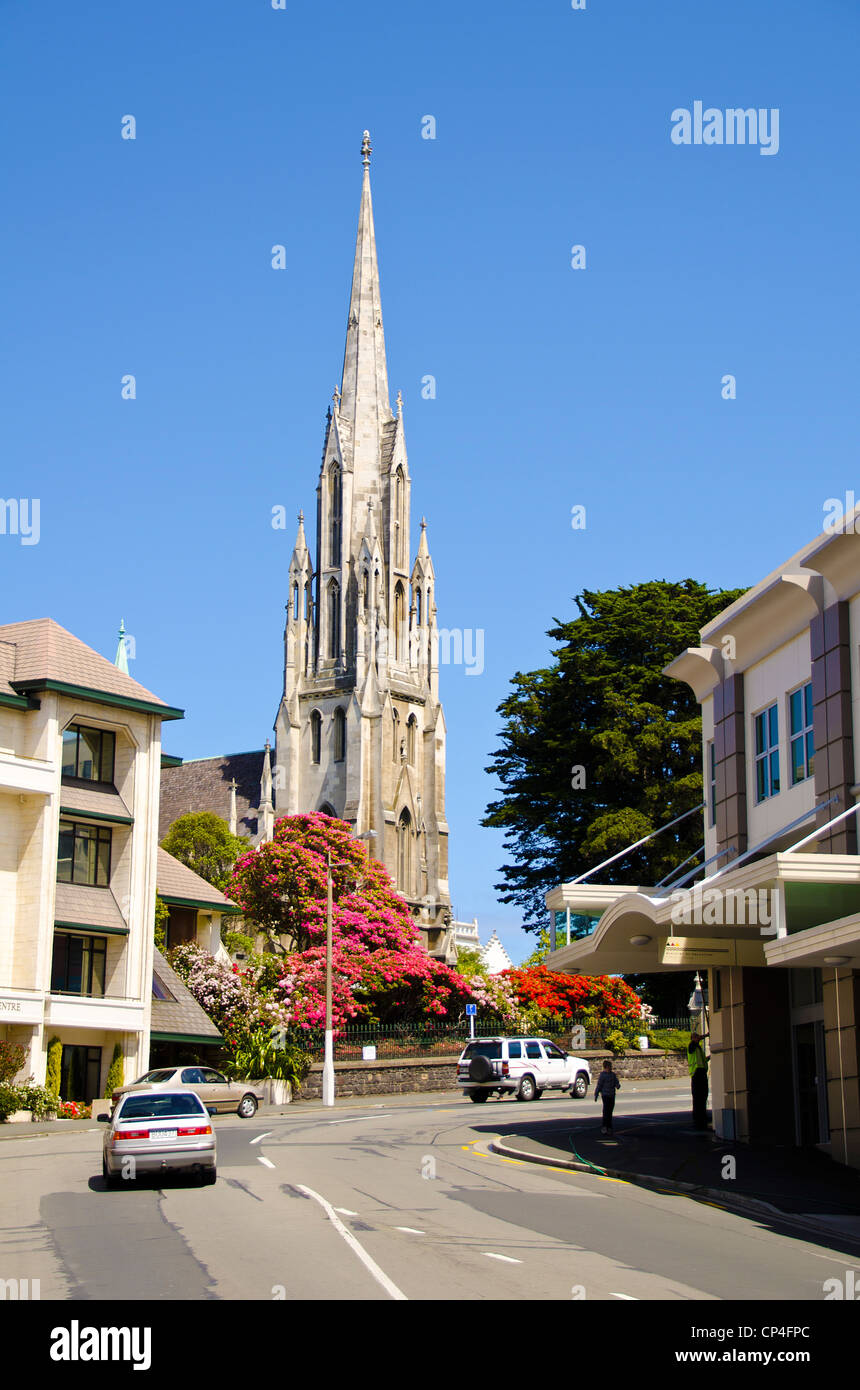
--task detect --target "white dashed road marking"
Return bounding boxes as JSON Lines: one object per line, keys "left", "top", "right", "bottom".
{"left": 250, "top": 1132, "right": 272, "bottom": 1145}
{"left": 484, "top": 1253, "right": 522, "bottom": 1265}
{"left": 257, "top": 1156, "right": 276, "bottom": 1169}
{"left": 294, "top": 1184, "right": 407, "bottom": 1301}
{"left": 395, "top": 1226, "right": 425, "bottom": 1235}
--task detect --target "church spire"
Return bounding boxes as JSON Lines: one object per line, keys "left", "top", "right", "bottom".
{"left": 338, "top": 131, "right": 392, "bottom": 463}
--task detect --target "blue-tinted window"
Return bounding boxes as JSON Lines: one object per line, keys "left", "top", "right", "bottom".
{"left": 789, "top": 683, "right": 814, "bottom": 786}
{"left": 755, "top": 704, "right": 780, "bottom": 803}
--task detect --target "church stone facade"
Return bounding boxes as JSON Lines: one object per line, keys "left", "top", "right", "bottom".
{"left": 161, "top": 134, "right": 453, "bottom": 961}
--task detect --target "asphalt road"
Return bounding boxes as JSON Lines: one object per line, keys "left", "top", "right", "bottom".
{"left": 0, "top": 1080, "right": 853, "bottom": 1301}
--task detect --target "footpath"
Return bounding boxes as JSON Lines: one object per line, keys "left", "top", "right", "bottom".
{"left": 489, "top": 1105, "right": 860, "bottom": 1251}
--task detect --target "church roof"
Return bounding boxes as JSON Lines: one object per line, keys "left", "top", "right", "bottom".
{"left": 159, "top": 748, "right": 272, "bottom": 843}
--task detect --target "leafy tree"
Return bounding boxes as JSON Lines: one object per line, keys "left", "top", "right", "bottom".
{"left": 161, "top": 812, "right": 248, "bottom": 893}
{"left": 452, "top": 947, "right": 486, "bottom": 979}
{"left": 483, "top": 580, "right": 746, "bottom": 932}
{"left": 227, "top": 812, "right": 418, "bottom": 956}
{"left": 154, "top": 895, "right": 169, "bottom": 953}
{"left": 0, "top": 1042, "right": 26, "bottom": 1084}
{"left": 45, "top": 1037, "right": 62, "bottom": 1098}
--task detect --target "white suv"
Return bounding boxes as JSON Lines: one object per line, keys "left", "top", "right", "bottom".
{"left": 457, "top": 1036, "right": 591, "bottom": 1103}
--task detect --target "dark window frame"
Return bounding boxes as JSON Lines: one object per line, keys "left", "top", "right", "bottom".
{"left": 57, "top": 819, "right": 112, "bottom": 887}
{"left": 61, "top": 724, "right": 116, "bottom": 785}
{"left": 51, "top": 933, "right": 107, "bottom": 997}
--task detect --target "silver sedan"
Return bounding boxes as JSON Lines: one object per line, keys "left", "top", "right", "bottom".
{"left": 102, "top": 1090, "right": 216, "bottom": 1186}
{"left": 112, "top": 1066, "right": 264, "bottom": 1118}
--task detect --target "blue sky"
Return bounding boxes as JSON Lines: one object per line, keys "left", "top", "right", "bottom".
{"left": 2, "top": 0, "right": 858, "bottom": 965}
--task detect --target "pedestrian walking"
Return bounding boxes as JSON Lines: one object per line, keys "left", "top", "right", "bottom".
{"left": 688, "top": 1030, "right": 709, "bottom": 1130}
{"left": 594, "top": 1059, "right": 621, "bottom": 1134}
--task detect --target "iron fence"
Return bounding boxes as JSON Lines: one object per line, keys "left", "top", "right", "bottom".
{"left": 287, "top": 1015, "right": 692, "bottom": 1063}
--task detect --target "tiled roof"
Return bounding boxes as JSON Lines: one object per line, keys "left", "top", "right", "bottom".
{"left": 59, "top": 784, "right": 133, "bottom": 822}
{"left": 159, "top": 748, "right": 270, "bottom": 842}
{"left": 151, "top": 946, "right": 222, "bottom": 1041}
{"left": 54, "top": 883, "right": 128, "bottom": 932}
{"left": 0, "top": 619, "right": 180, "bottom": 716}
{"left": 156, "top": 848, "right": 238, "bottom": 912}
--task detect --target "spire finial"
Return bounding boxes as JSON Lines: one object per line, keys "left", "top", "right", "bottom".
{"left": 361, "top": 130, "right": 372, "bottom": 168}
{"left": 298, "top": 509, "right": 304, "bottom": 525}
{"left": 396, "top": 389, "right": 403, "bottom": 414}
{"left": 421, "top": 516, "right": 426, "bottom": 529}
{"left": 332, "top": 384, "right": 340, "bottom": 407}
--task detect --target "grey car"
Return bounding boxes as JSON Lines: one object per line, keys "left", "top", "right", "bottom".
{"left": 102, "top": 1090, "right": 216, "bottom": 1186}
{"left": 111, "top": 1066, "right": 264, "bottom": 1118}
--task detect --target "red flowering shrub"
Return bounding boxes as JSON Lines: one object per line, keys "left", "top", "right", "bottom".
{"left": 499, "top": 967, "right": 641, "bottom": 1022}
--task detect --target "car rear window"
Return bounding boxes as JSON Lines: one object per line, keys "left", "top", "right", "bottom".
{"left": 136, "top": 1069, "right": 176, "bottom": 1084}
{"left": 461, "top": 1042, "right": 502, "bottom": 1060}
{"left": 117, "top": 1094, "right": 206, "bottom": 1121}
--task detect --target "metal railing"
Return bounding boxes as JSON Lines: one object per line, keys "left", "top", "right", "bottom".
{"left": 287, "top": 1015, "right": 692, "bottom": 1062}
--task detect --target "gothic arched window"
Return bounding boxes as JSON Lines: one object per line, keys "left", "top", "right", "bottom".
{"left": 415, "top": 585, "right": 422, "bottom": 627}
{"left": 392, "top": 709, "right": 400, "bottom": 763}
{"left": 334, "top": 707, "right": 346, "bottom": 763}
{"left": 406, "top": 714, "right": 417, "bottom": 764}
{"left": 310, "top": 710, "right": 322, "bottom": 764}
{"left": 292, "top": 583, "right": 299, "bottom": 622}
{"left": 329, "top": 464, "right": 342, "bottom": 568}
{"left": 395, "top": 468, "right": 405, "bottom": 567}
{"left": 394, "top": 583, "right": 406, "bottom": 663}
{"left": 328, "top": 580, "right": 340, "bottom": 660}
{"left": 397, "top": 808, "right": 413, "bottom": 896}
{"left": 319, "top": 801, "right": 336, "bottom": 819}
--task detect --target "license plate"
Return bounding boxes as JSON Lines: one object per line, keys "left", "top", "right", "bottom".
{"left": 155, "top": 1130, "right": 177, "bottom": 1140}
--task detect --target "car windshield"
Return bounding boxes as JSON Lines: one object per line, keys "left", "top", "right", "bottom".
{"left": 462, "top": 1042, "right": 502, "bottom": 1059}
{"left": 134, "top": 1069, "right": 176, "bottom": 1084}
{"left": 116, "top": 1094, "right": 206, "bottom": 1122}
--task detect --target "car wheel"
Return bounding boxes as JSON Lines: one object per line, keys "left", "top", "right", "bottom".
{"left": 200, "top": 1167, "right": 217, "bottom": 1185}
{"left": 534, "top": 1088, "right": 545, "bottom": 1100}
{"left": 571, "top": 1072, "right": 589, "bottom": 1099}
{"left": 516, "top": 1074, "right": 537, "bottom": 1102}
{"left": 102, "top": 1156, "right": 120, "bottom": 1189}
{"left": 237, "top": 1094, "right": 258, "bottom": 1119}
{"left": 468, "top": 1090, "right": 490, "bottom": 1103}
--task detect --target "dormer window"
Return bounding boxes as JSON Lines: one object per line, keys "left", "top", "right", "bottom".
{"left": 62, "top": 724, "right": 115, "bottom": 785}
{"left": 57, "top": 820, "right": 112, "bottom": 887}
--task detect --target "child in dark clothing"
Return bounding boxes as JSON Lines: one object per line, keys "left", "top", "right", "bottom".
{"left": 594, "top": 1060, "right": 621, "bottom": 1134}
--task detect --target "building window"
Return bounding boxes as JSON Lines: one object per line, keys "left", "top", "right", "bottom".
{"left": 394, "top": 584, "right": 406, "bottom": 662}
{"left": 329, "top": 464, "right": 342, "bottom": 568}
{"left": 51, "top": 933, "right": 107, "bottom": 997}
{"left": 57, "top": 820, "right": 112, "bottom": 887}
{"left": 397, "top": 809, "right": 412, "bottom": 896}
{"left": 328, "top": 581, "right": 340, "bottom": 659}
{"left": 407, "top": 714, "right": 417, "bottom": 764}
{"left": 392, "top": 709, "right": 400, "bottom": 763}
{"left": 789, "top": 682, "right": 814, "bottom": 786}
{"left": 61, "top": 725, "right": 115, "bottom": 784}
{"left": 310, "top": 711, "right": 322, "bottom": 764}
{"left": 60, "top": 1043, "right": 102, "bottom": 1102}
{"left": 395, "top": 468, "right": 405, "bottom": 567}
{"left": 707, "top": 740, "right": 716, "bottom": 828}
{"left": 754, "top": 703, "right": 780, "bottom": 803}
{"left": 334, "top": 707, "right": 346, "bottom": 763}
{"left": 415, "top": 586, "right": 422, "bottom": 626}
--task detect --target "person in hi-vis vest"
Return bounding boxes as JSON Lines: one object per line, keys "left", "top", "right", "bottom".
{"left": 688, "top": 1031, "right": 709, "bottom": 1131}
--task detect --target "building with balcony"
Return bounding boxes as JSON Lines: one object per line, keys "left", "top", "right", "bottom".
{"left": 545, "top": 513, "right": 860, "bottom": 1167}
{"left": 0, "top": 618, "right": 234, "bottom": 1101}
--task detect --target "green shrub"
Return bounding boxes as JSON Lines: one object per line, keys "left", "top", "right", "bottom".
{"left": 0, "top": 1042, "right": 27, "bottom": 1084}
{"left": 604, "top": 1029, "right": 633, "bottom": 1056}
{"left": 20, "top": 1084, "right": 57, "bottom": 1119}
{"left": 647, "top": 1028, "right": 689, "bottom": 1053}
{"left": 224, "top": 1029, "right": 311, "bottom": 1089}
{"left": 0, "top": 1084, "right": 24, "bottom": 1122}
{"left": 224, "top": 930, "right": 255, "bottom": 958}
{"left": 104, "top": 1043, "right": 124, "bottom": 1098}
{"left": 45, "top": 1037, "right": 62, "bottom": 1098}
{"left": 154, "top": 895, "right": 169, "bottom": 953}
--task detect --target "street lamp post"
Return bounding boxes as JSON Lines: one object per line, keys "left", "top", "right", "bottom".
{"left": 322, "top": 830, "right": 376, "bottom": 1109}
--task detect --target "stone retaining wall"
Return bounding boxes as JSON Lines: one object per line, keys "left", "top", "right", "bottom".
{"left": 298, "top": 1049, "right": 686, "bottom": 1099}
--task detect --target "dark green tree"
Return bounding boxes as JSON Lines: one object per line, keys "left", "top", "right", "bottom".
{"left": 160, "top": 812, "right": 248, "bottom": 893}
{"left": 483, "top": 579, "right": 746, "bottom": 932}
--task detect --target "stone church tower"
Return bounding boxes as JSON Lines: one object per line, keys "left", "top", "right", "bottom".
{"left": 274, "top": 132, "right": 452, "bottom": 955}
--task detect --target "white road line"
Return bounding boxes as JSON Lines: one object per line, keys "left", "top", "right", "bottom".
{"left": 257, "top": 1156, "right": 276, "bottom": 1169}
{"left": 611, "top": 1292, "right": 639, "bottom": 1300}
{"left": 249, "top": 1132, "right": 273, "bottom": 1145}
{"left": 334, "top": 1207, "right": 359, "bottom": 1216}
{"left": 395, "top": 1226, "right": 425, "bottom": 1235}
{"left": 294, "top": 1183, "right": 407, "bottom": 1301}
{"left": 327, "top": 1115, "right": 391, "bottom": 1126}
{"left": 484, "top": 1253, "right": 522, "bottom": 1265}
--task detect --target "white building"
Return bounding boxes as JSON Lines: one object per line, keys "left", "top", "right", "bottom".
{"left": 0, "top": 619, "right": 233, "bottom": 1101}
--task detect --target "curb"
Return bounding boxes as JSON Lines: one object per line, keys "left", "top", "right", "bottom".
{"left": 488, "top": 1136, "right": 860, "bottom": 1248}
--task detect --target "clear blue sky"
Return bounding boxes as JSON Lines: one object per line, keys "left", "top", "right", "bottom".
{"left": 2, "top": 0, "right": 858, "bottom": 965}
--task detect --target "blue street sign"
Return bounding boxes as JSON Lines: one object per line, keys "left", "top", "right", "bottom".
{"left": 465, "top": 1004, "right": 477, "bottom": 1017}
